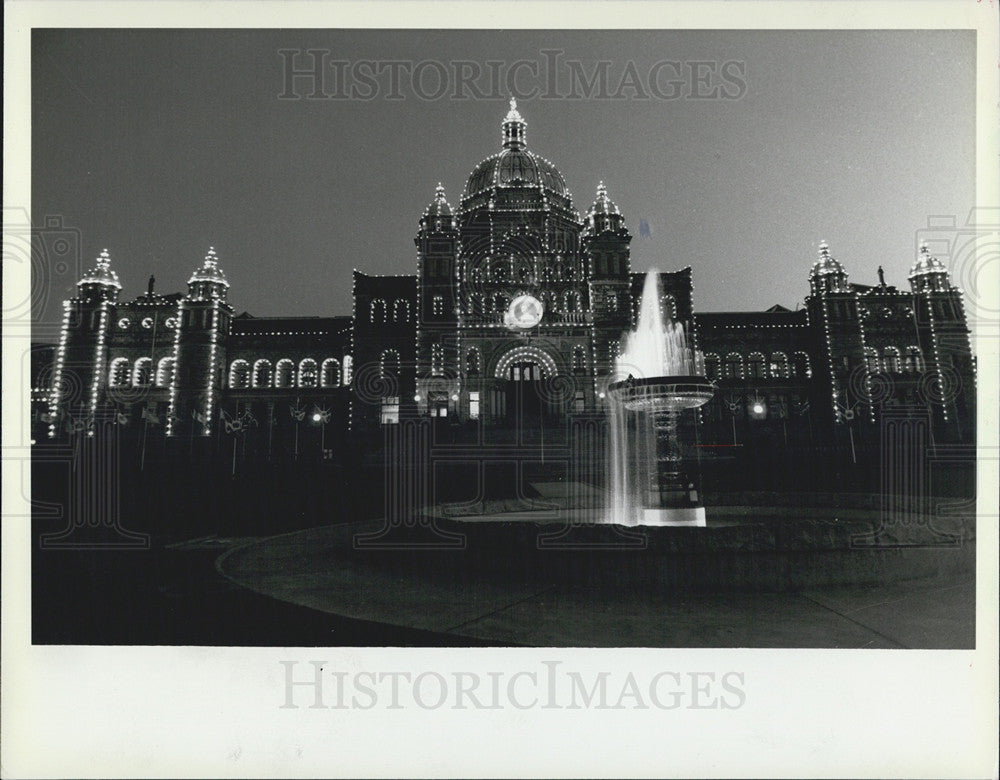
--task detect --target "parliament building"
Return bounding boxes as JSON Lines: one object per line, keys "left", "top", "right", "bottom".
{"left": 32, "top": 100, "right": 976, "bottom": 457}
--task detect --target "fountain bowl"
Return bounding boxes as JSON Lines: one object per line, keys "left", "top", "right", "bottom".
{"left": 607, "top": 375, "right": 716, "bottom": 413}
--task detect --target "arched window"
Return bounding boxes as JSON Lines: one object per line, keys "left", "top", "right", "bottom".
{"left": 572, "top": 345, "right": 587, "bottom": 376}
{"left": 607, "top": 292, "right": 618, "bottom": 312}
{"left": 704, "top": 354, "right": 721, "bottom": 381}
{"left": 466, "top": 294, "right": 477, "bottom": 314}
{"left": 380, "top": 349, "right": 400, "bottom": 379}
{"left": 108, "top": 357, "right": 131, "bottom": 387}
{"left": 564, "top": 290, "right": 581, "bottom": 312}
{"left": 541, "top": 291, "right": 557, "bottom": 313}
{"left": 342, "top": 355, "right": 353, "bottom": 384}
{"left": 370, "top": 299, "right": 386, "bottom": 324}
{"left": 882, "top": 346, "right": 901, "bottom": 374}
{"left": 275, "top": 359, "right": 295, "bottom": 388}
{"left": 432, "top": 295, "right": 444, "bottom": 316}
{"left": 747, "top": 352, "right": 766, "bottom": 378}
{"left": 156, "top": 357, "right": 175, "bottom": 387}
{"left": 298, "top": 358, "right": 318, "bottom": 388}
{"left": 792, "top": 351, "right": 812, "bottom": 379}
{"left": 660, "top": 293, "right": 677, "bottom": 321}
{"left": 724, "top": 353, "right": 744, "bottom": 380}
{"left": 252, "top": 359, "right": 273, "bottom": 388}
{"left": 492, "top": 292, "right": 506, "bottom": 313}
{"left": 393, "top": 299, "right": 410, "bottom": 322}
{"left": 133, "top": 357, "right": 153, "bottom": 386}
{"left": 228, "top": 359, "right": 250, "bottom": 389}
{"left": 321, "top": 358, "right": 341, "bottom": 387}
{"left": 466, "top": 348, "right": 481, "bottom": 375}
{"left": 863, "top": 347, "right": 880, "bottom": 373}
{"left": 904, "top": 346, "right": 924, "bottom": 373}
{"left": 769, "top": 352, "right": 790, "bottom": 379}
{"left": 431, "top": 344, "right": 444, "bottom": 376}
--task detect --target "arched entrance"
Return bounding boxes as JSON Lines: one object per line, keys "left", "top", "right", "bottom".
{"left": 493, "top": 346, "right": 558, "bottom": 426}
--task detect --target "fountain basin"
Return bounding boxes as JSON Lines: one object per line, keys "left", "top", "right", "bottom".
{"left": 607, "top": 375, "right": 715, "bottom": 412}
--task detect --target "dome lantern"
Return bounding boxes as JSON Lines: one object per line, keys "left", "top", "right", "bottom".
{"left": 502, "top": 97, "right": 526, "bottom": 150}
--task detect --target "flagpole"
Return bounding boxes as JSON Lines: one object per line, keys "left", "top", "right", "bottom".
{"left": 141, "top": 309, "right": 158, "bottom": 471}
{"left": 232, "top": 400, "right": 239, "bottom": 477}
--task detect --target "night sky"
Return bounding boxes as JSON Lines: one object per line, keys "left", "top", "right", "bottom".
{"left": 31, "top": 29, "right": 974, "bottom": 328}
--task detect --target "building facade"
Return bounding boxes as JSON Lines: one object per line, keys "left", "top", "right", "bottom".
{"left": 32, "top": 101, "right": 976, "bottom": 452}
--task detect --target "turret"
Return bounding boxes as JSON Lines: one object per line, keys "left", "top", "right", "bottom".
{"left": 48, "top": 249, "right": 123, "bottom": 436}
{"left": 908, "top": 242, "right": 951, "bottom": 293}
{"left": 808, "top": 241, "right": 849, "bottom": 295}
{"left": 187, "top": 246, "right": 230, "bottom": 301}
{"left": 77, "top": 248, "right": 122, "bottom": 303}
{"left": 166, "top": 247, "right": 232, "bottom": 436}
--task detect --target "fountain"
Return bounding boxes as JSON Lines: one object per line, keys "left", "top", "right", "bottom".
{"left": 606, "top": 270, "right": 715, "bottom": 526}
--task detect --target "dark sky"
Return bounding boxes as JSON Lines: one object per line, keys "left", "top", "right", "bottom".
{"left": 32, "top": 29, "right": 974, "bottom": 325}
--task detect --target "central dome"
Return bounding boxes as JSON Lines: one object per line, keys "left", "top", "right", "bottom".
{"left": 462, "top": 99, "right": 571, "bottom": 204}
{"left": 463, "top": 149, "right": 569, "bottom": 199}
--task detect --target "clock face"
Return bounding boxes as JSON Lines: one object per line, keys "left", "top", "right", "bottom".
{"left": 504, "top": 294, "right": 544, "bottom": 330}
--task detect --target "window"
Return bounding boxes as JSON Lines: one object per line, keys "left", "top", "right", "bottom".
{"left": 133, "top": 357, "right": 153, "bottom": 386}
{"left": 466, "top": 348, "right": 481, "bottom": 376}
{"left": 432, "top": 295, "right": 444, "bottom": 316}
{"left": 342, "top": 355, "right": 353, "bottom": 384}
{"left": 660, "top": 294, "right": 677, "bottom": 321}
{"left": 469, "top": 391, "right": 480, "bottom": 420}
{"left": 572, "top": 345, "right": 587, "bottom": 376}
{"left": 370, "top": 299, "right": 386, "bottom": 324}
{"left": 904, "top": 346, "right": 924, "bottom": 374}
{"left": 380, "top": 349, "right": 400, "bottom": 379}
{"left": 724, "top": 353, "right": 744, "bottom": 379}
{"left": 156, "top": 357, "right": 175, "bottom": 387}
{"left": 704, "top": 354, "right": 721, "bottom": 381}
{"left": 792, "top": 352, "right": 812, "bottom": 379}
{"left": 298, "top": 358, "right": 318, "bottom": 388}
{"left": 564, "top": 290, "right": 581, "bottom": 312}
{"left": 882, "top": 346, "right": 901, "bottom": 374}
{"left": 573, "top": 391, "right": 585, "bottom": 414}
{"left": 863, "top": 348, "right": 880, "bottom": 373}
{"left": 275, "top": 359, "right": 295, "bottom": 388}
{"left": 380, "top": 396, "right": 400, "bottom": 425}
{"left": 108, "top": 357, "right": 130, "bottom": 387}
{"left": 228, "top": 359, "right": 250, "bottom": 389}
{"left": 429, "top": 391, "right": 448, "bottom": 417}
{"left": 431, "top": 344, "right": 444, "bottom": 376}
{"left": 393, "top": 299, "right": 410, "bottom": 322}
{"left": 769, "top": 352, "right": 789, "bottom": 379}
{"left": 747, "top": 352, "right": 766, "bottom": 378}
{"left": 321, "top": 358, "right": 341, "bottom": 387}
{"left": 607, "top": 292, "right": 618, "bottom": 312}
{"left": 253, "top": 359, "right": 273, "bottom": 388}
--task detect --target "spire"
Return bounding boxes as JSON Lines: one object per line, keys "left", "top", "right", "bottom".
{"left": 502, "top": 97, "right": 527, "bottom": 150}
